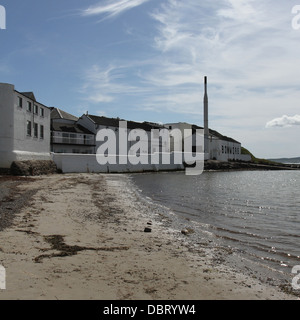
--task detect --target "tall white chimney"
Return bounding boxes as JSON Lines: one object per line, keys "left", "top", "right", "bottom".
{"left": 204, "top": 76, "right": 209, "bottom": 154}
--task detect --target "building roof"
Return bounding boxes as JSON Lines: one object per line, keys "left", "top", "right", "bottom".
{"left": 50, "top": 108, "right": 78, "bottom": 121}
{"left": 87, "top": 115, "right": 165, "bottom": 131}
{"left": 21, "top": 92, "right": 36, "bottom": 101}
{"left": 14, "top": 89, "right": 49, "bottom": 108}
{"left": 51, "top": 122, "right": 94, "bottom": 135}
{"left": 192, "top": 124, "right": 240, "bottom": 144}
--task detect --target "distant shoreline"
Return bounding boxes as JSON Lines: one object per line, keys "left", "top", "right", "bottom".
{"left": 204, "top": 160, "right": 300, "bottom": 171}
{"left": 1, "top": 158, "right": 300, "bottom": 177}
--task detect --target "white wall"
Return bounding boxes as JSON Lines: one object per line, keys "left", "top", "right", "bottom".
{"left": 210, "top": 138, "right": 251, "bottom": 162}
{"left": 51, "top": 143, "right": 94, "bottom": 154}
{"left": 166, "top": 122, "right": 192, "bottom": 152}
{"left": 0, "top": 83, "right": 51, "bottom": 168}
{"left": 52, "top": 153, "right": 184, "bottom": 173}
{"left": 14, "top": 94, "right": 50, "bottom": 154}
{"left": 0, "top": 83, "right": 15, "bottom": 167}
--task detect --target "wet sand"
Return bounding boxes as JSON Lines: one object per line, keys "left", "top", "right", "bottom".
{"left": 0, "top": 173, "right": 297, "bottom": 300}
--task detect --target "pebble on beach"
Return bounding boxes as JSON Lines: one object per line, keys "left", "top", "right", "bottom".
{"left": 181, "top": 228, "right": 195, "bottom": 235}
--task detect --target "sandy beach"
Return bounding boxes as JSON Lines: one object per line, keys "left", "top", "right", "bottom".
{"left": 0, "top": 173, "right": 297, "bottom": 300}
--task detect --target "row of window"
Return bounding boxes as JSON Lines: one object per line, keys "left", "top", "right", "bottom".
{"left": 18, "top": 97, "right": 45, "bottom": 117}
{"left": 222, "top": 145, "right": 240, "bottom": 154}
{"left": 53, "top": 149, "right": 94, "bottom": 154}
{"left": 26, "top": 121, "right": 44, "bottom": 139}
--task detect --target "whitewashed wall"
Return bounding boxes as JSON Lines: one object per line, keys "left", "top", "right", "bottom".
{"left": 52, "top": 153, "right": 185, "bottom": 173}
{"left": 0, "top": 83, "right": 51, "bottom": 168}
{"left": 0, "top": 83, "right": 15, "bottom": 167}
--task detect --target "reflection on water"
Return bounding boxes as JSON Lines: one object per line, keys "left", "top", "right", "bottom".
{"left": 132, "top": 170, "right": 300, "bottom": 279}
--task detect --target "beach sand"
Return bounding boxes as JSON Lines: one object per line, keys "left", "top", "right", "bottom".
{"left": 0, "top": 173, "right": 296, "bottom": 300}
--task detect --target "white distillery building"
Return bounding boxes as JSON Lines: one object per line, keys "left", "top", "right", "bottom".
{"left": 50, "top": 108, "right": 95, "bottom": 154}
{"left": 78, "top": 114, "right": 169, "bottom": 157}
{"left": 0, "top": 83, "right": 51, "bottom": 168}
{"left": 52, "top": 114, "right": 181, "bottom": 173}
{"left": 166, "top": 76, "right": 251, "bottom": 162}
{"left": 166, "top": 122, "right": 244, "bottom": 161}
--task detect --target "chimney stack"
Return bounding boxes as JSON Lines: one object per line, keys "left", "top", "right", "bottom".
{"left": 204, "top": 76, "right": 209, "bottom": 154}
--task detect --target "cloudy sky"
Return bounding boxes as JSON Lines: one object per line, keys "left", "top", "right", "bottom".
{"left": 1, "top": 0, "right": 300, "bottom": 158}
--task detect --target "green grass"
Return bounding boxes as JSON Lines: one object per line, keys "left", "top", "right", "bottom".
{"left": 241, "top": 147, "right": 281, "bottom": 165}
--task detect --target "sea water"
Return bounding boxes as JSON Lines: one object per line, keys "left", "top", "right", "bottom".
{"left": 131, "top": 170, "right": 300, "bottom": 287}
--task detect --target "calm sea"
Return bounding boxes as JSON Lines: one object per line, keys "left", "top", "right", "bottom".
{"left": 131, "top": 170, "right": 300, "bottom": 285}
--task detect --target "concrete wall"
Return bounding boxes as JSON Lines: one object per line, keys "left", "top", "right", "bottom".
{"left": 52, "top": 153, "right": 185, "bottom": 173}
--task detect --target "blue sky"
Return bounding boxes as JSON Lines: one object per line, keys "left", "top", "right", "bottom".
{"left": 1, "top": 0, "right": 300, "bottom": 158}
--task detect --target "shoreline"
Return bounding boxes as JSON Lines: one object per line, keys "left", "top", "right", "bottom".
{"left": 130, "top": 171, "right": 300, "bottom": 294}
{"left": 203, "top": 160, "right": 300, "bottom": 171}
{"left": 0, "top": 173, "right": 297, "bottom": 300}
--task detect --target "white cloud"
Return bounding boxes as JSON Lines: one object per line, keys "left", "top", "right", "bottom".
{"left": 78, "top": 0, "right": 300, "bottom": 157}
{"left": 80, "top": 63, "right": 151, "bottom": 105}
{"left": 96, "top": 110, "right": 107, "bottom": 116}
{"left": 266, "top": 115, "right": 300, "bottom": 128}
{"left": 218, "top": 0, "right": 256, "bottom": 22}
{"left": 87, "top": 93, "right": 115, "bottom": 103}
{"left": 82, "top": 0, "right": 150, "bottom": 20}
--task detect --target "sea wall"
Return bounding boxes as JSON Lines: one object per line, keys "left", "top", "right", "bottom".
{"left": 51, "top": 153, "right": 185, "bottom": 173}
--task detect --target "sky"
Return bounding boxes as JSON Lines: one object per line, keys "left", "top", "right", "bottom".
{"left": 1, "top": 0, "right": 300, "bottom": 159}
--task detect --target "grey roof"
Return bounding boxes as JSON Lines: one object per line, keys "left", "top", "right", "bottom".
{"left": 50, "top": 108, "right": 78, "bottom": 121}
{"left": 51, "top": 122, "right": 94, "bottom": 135}
{"left": 21, "top": 92, "right": 36, "bottom": 101}
{"left": 87, "top": 115, "right": 165, "bottom": 131}
{"left": 192, "top": 124, "right": 240, "bottom": 144}
{"left": 14, "top": 89, "right": 49, "bottom": 108}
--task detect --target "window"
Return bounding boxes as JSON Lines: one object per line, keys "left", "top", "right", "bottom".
{"left": 34, "top": 105, "right": 38, "bottom": 114}
{"left": 70, "top": 134, "right": 76, "bottom": 141}
{"left": 222, "top": 145, "right": 224, "bottom": 154}
{"left": 18, "top": 97, "right": 23, "bottom": 108}
{"left": 33, "top": 123, "right": 38, "bottom": 138}
{"left": 62, "top": 133, "right": 69, "bottom": 143}
{"left": 27, "top": 121, "right": 32, "bottom": 136}
{"left": 40, "top": 108, "right": 44, "bottom": 117}
{"left": 27, "top": 101, "right": 32, "bottom": 112}
{"left": 40, "top": 125, "right": 44, "bottom": 139}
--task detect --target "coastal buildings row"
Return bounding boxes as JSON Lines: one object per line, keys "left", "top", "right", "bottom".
{"left": 0, "top": 82, "right": 251, "bottom": 171}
